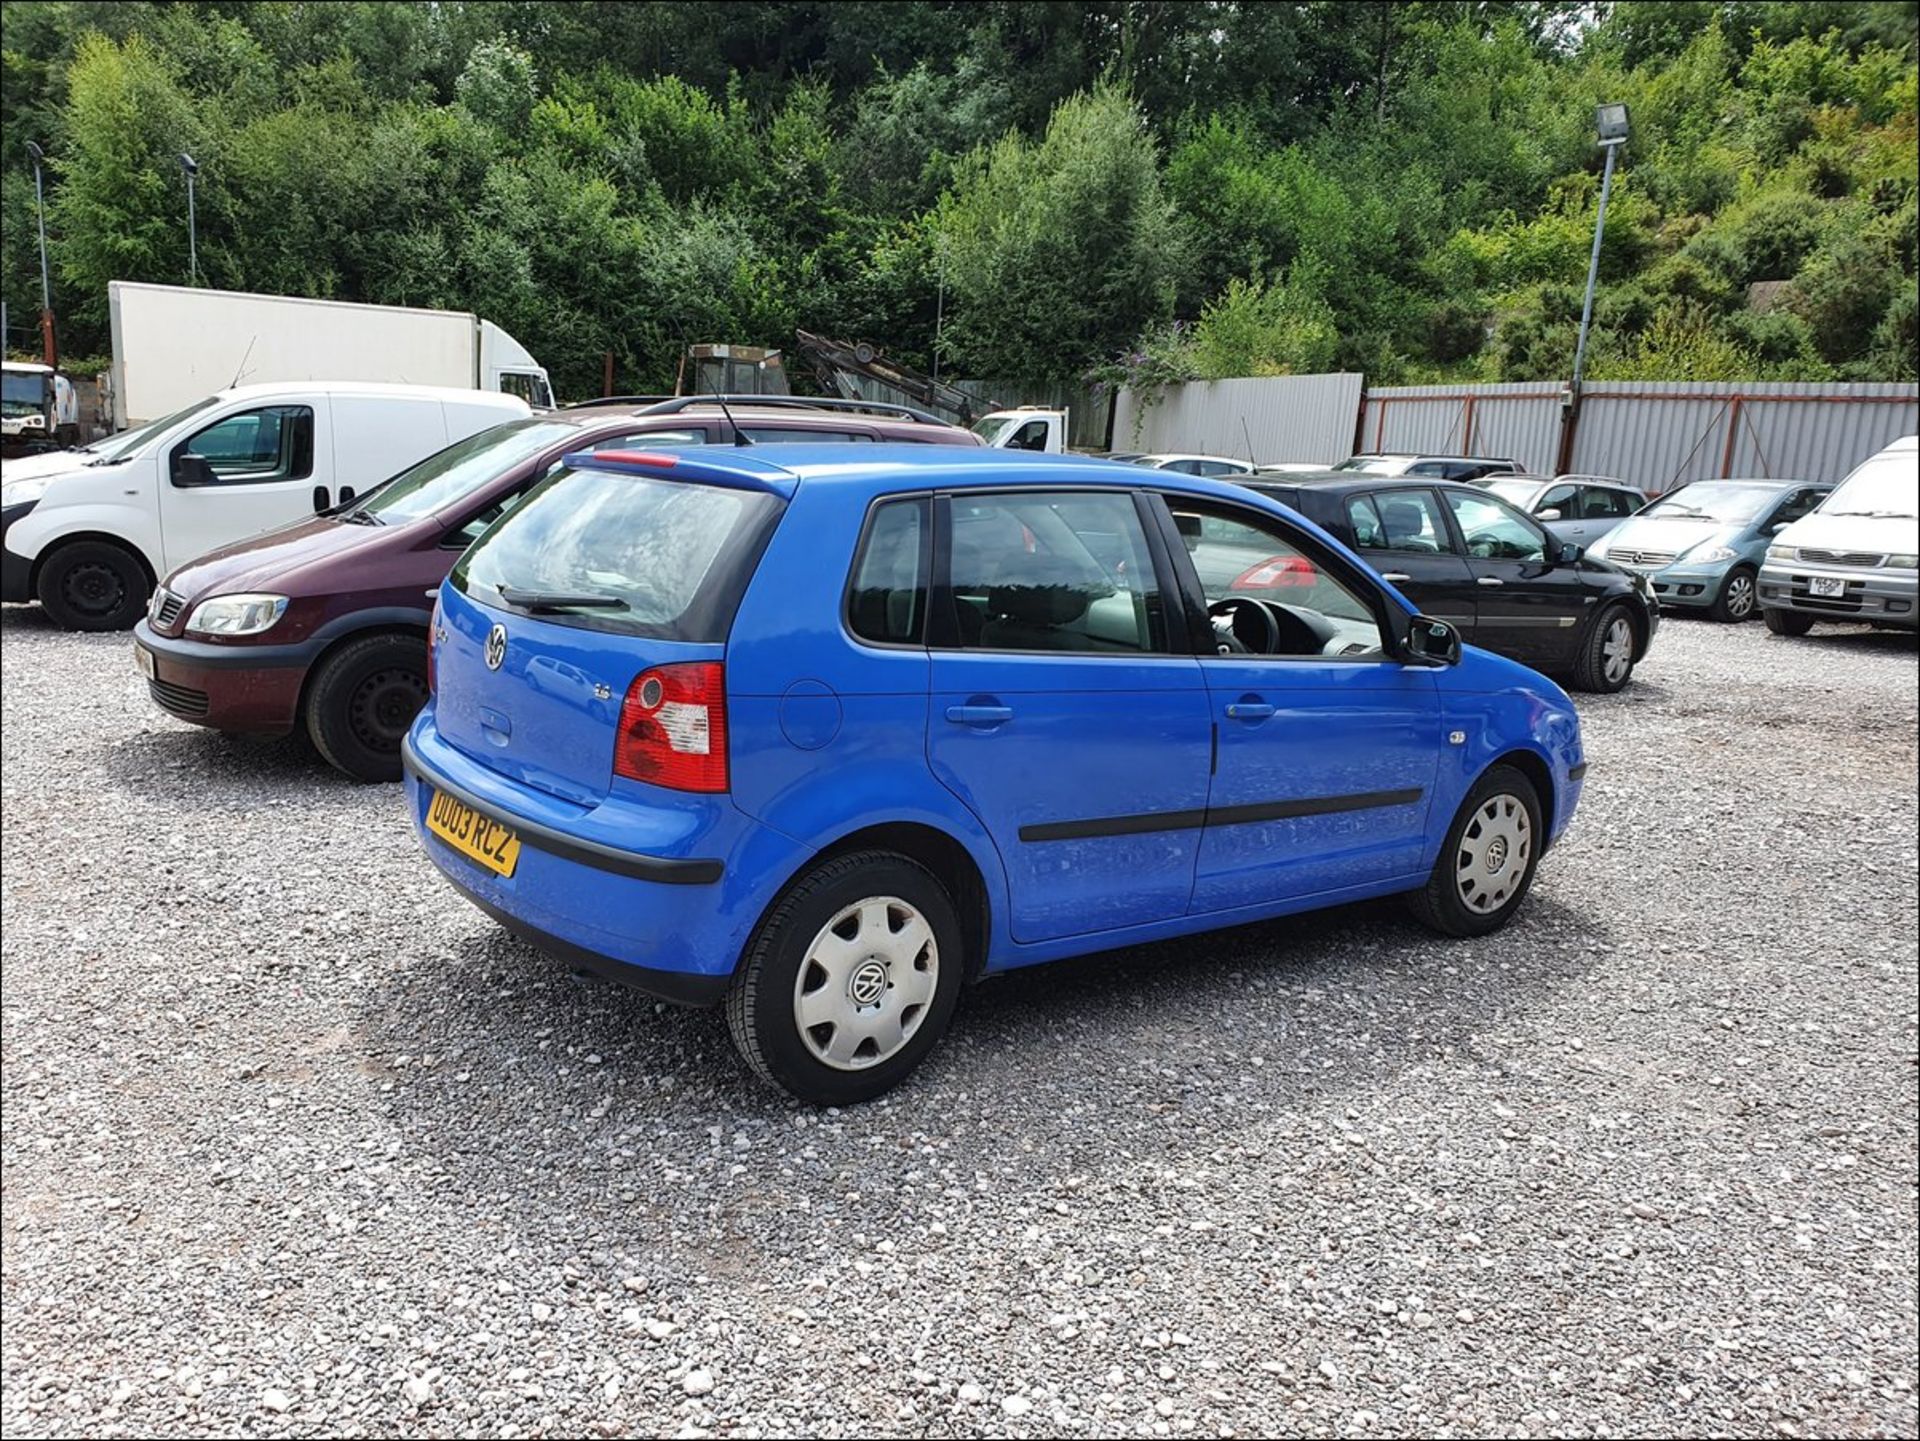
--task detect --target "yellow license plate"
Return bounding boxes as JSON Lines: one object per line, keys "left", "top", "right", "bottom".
{"left": 426, "top": 789, "right": 522, "bottom": 878}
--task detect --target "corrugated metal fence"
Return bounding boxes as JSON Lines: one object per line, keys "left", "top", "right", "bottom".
{"left": 1119, "top": 376, "right": 1917, "bottom": 489}
{"left": 1109, "top": 373, "right": 1366, "bottom": 464}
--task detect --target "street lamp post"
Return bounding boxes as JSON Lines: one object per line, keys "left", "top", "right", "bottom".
{"left": 179, "top": 153, "right": 199, "bottom": 286}
{"left": 1571, "top": 103, "right": 1630, "bottom": 394}
{"left": 24, "top": 140, "right": 56, "bottom": 367}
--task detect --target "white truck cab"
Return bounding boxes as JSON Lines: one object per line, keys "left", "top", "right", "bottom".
{"left": 971, "top": 407, "right": 1071, "bottom": 453}
{"left": 1, "top": 381, "right": 527, "bottom": 630}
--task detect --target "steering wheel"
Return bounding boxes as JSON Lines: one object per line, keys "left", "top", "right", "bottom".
{"left": 1208, "top": 597, "right": 1279, "bottom": 655}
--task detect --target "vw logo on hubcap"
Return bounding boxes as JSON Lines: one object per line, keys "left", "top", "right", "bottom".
{"left": 484, "top": 624, "right": 507, "bottom": 671}
{"left": 848, "top": 960, "right": 888, "bottom": 1007}
{"left": 1486, "top": 836, "right": 1510, "bottom": 874}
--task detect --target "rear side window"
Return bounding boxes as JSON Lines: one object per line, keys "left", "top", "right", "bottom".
{"left": 847, "top": 498, "right": 928, "bottom": 644}
{"left": 1348, "top": 490, "right": 1454, "bottom": 554}
{"left": 452, "top": 467, "right": 783, "bottom": 641}
{"left": 738, "top": 428, "right": 874, "bottom": 443}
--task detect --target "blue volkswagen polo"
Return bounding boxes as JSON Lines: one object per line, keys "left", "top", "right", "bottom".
{"left": 405, "top": 445, "right": 1587, "bottom": 1103}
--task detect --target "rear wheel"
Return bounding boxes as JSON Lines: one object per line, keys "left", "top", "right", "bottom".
{"left": 304, "top": 633, "right": 429, "bottom": 782}
{"left": 1407, "top": 763, "right": 1543, "bottom": 938}
{"left": 1764, "top": 606, "right": 1815, "bottom": 637}
{"left": 1710, "top": 566, "right": 1757, "bottom": 623}
{"left": 726, "top": 850, "right": 964, "bottom": 1105}
{"left": 1570, "top": 605, "right": 1638, "bottom": 692}
{"left": 36, "top": 540, "right": 149, "bottom": 631}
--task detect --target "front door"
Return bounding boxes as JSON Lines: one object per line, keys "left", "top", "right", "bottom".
{"left": 1340, "top": 486, "right": 1480, "bottom": 637}
{"left": 1156, "top": 493, "right": 1442, "bottom": 910}
{"left": 925, "top": 488, "right": 1211, "bottom": 944}
{"left": 158, "top": 401, "right": 330, "bottom": 571}
{"left": 1441, "top": 487, "right": 1587, "bottom": 669}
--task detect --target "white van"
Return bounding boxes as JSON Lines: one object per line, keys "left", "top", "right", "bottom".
{"left": 1758, "top": 434, "right": 1919, "bottom": 635}
{"left": 1, "top": 381, "right": 528, "bottom": 630}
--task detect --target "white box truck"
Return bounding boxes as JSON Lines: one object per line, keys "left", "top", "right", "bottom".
{"left": 105, "top": 281, "right": 553, "bottom": 428}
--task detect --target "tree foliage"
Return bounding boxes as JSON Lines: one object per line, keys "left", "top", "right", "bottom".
{"left": 1, "top": 1, "right": 1914, "bottom": 397}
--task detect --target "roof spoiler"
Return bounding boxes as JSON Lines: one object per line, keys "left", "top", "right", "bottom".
{"left": 559, "top": 448, "right": 799, "bottom": 498}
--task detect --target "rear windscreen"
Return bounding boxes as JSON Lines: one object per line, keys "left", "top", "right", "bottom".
{"left": 451, "top": 466, "right": 783, "bottom": 641}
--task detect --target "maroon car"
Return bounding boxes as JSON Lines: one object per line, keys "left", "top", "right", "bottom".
{"left": 132, "top": 398, "right": 980, "bottom": 780}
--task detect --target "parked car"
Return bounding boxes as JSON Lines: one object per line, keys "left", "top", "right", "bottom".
{"left": 2, "top": 381, "right": 528, "bottom": 631}
{"left": 1240, "top": 470, "right": 1658, "bottom": 692}
{"left": 1119, "top": 452, "right": 1258, "bottom": 477}
{"left": 1334, "top": 453, "right": 1525, "bottom": 481}
{"left": 1759, "top": 435, "right": 1919, "bottom": 635}
{"left": 1587, "top": 478, "right": 1830, "bottom": 623}
{"left": 130, "top": 398, "right": 981, "bottom": 781}
{"left": 1471, "top": 474, "right": 1648, "bottom": 548}
{"left": 405, "top": 443, "right": 1588, "bottom": 1103}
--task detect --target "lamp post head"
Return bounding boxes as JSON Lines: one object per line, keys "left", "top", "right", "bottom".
{"left": 178, "top": 152, "right": 198, "bottom": 176}
{"left": 26, "top": 140, "right": 45, "bottom": 166}
{"left": 1596, "top": 103, "right": 1630, "bottom": 146}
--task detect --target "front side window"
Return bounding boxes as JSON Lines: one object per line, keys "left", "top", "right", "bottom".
{"left": 948, "top": 490, "right": 1163, "bottom": 653}
{"left": 847, "top": 498, "right": 928, "bottom": 644}
{"left": 1347, "top": 489, "right": 1454, "bottom": 555}
{"left": 1538, "top": 484, "right": 1578, "bottom": 516}
{"left": 1167, "top": 498, "right": 1386, "bottom": 658}
{"left": 1444, "top": 490, "right": 1546, "bottom": 562}
{"left": 1770, "top": 487, "right": 1828, "bottom": 527}
{"left": 172, "top": 405, "right": 313, "bottom": 485}
{"left": 1004, "top": 420, "right": 1050, "bottom": 452}
{"left": 498, "top": 372, "right": 552, "bottom": 408}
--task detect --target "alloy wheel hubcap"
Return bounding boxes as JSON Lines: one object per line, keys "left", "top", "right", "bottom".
{"left": 794, "top": 897, "right": 938, "bottom": 1071}
{"left": 1602, "top": 617, "right": 1633, "bottom": 684}
{"left": 1456, "top": 794, "right": 1532, "bottom": 915}
{"left": 1727, "top": 575, "right": 1754, "bottom": 618}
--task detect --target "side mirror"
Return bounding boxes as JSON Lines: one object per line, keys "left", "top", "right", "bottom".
{"left": 1538, "top": 507, "right": 1563, "bottom": 521}
{"left": 1557, "top": 541, "right": 1583, "bottom": 564}
{"left": 1767, "top": 520, "right": 1790, "bottom": 535}
{"left": 172, "top": 452, "right": 216, "bottom": 487}
{"left": 1404, "top": 614, "right": 1461, "bottom": 667}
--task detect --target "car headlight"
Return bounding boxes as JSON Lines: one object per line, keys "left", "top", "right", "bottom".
{"left": 1, "top": 475, "right": 53, "bottom": 506}
{"left": 1687, "top": 544, "right": 1739, "bottom": 565}
{"left": 184, "top": 593, "right": 289, "bottom": 637}
{"left": 1885, "top": 553, "right": 1919, "bottom": 570}
{"left": 1766, "top": 545, "right": 1796, "bottom": 562}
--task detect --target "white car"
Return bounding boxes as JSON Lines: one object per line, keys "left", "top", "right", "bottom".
{"left": 1758, "top": 435, "right": 1919, "bottom": 635}
{"left": 1115, "top": 452, "right": 1258, "bottom": 477}
{"left": 1, "top": 381, "right": 528, "bottom": 630}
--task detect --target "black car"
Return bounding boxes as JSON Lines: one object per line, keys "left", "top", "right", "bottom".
{"left": 1240, "top": 470, "right": 1659, "bottom": 692}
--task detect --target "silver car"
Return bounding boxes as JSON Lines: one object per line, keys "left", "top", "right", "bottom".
{"left": 1474, "top": 475, "right": 1649, "bottom": 548}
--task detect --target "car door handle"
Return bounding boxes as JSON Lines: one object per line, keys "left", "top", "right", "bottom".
{"left": 1381, "top": 572, "right": 1412, "bottom": 583}
{"left": 1477, "top": 576, "right": 1505, "bottom": 586}
{"left": 1225, "top": 700, "right": 1275, "bottom": 720}
{"left": 945, "top": 704, "right": 1013, "bottom": 727}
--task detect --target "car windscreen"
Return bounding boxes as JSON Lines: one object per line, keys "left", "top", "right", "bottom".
{"left": 349, "top": 418, "right": 580, "bottom": 525}
{"left": 451, "top": 466, "right": 784, "bottom": 641}
{"left": 970, "top": 416, "right": 1016, "bottom": 445}
{"left": 1333, "top": 457, "right": 1400, "bottom": 474}
{"left": 1821, "top": 459, "right": 1918, "bottom": 519}
{"left": 80, "top": 396, "right": 220, "bottom": 463}
{"left": 1481, "top": 480, "right": 1540, "bottom": 507}
{"left": 2, "top": 372, "right": 44, "bottom": 416}
{"left": 1641, "top": 483, "right": 1783, "bottom": 524}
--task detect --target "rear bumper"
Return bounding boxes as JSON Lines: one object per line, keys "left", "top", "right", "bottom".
{"left": 132, "top": 620, "right": 312, "bottom": 734}
{"left": 1758, "top": 563, "right": 1917, "bottom": 627}
{"left": 402, "top": 717, "right": 795, "bottom": 1007}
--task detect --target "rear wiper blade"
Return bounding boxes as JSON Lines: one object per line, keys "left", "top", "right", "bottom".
{"left": 495, "top": 584, "right": 629, "bottom": 612}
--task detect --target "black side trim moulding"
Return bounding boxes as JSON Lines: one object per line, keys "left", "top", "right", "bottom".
{"left": 401, "top": 735, "right": 723, "bottom": 885}
{"left": 1020, "top": 788, "right": 1425, "bottom": 843}
{"left": 461, "top": 888, "right": 730, "bottom": 1007}
{"left": 1568, "top": 763, "right": 1589, "bottom": 782}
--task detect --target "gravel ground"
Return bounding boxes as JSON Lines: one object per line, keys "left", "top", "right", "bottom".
{"left": 3, "top": 606, "right": 1915, "bottom": 1440}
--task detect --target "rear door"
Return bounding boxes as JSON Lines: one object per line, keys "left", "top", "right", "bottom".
{"left": 1340, "top": 487, "right": 1480, "bottom": 636}
{"left": 925, "top": 487, "right": 1211, "bottom": 944}
{"left": 1571, "top": 484, "right": 1642, "bottom": 543}
{"left": 1440, "top": 487, "right": 1586, "bottom": 669}
{"left": 157, "top": 399, "right": 330, "bottom": 570}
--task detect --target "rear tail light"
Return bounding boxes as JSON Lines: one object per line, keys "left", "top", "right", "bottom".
{"left": 1232, "top": 554, "right": 1319, "bottom": 588}
{"left": 614, "top": 662, "right": 728, "bottom": 792}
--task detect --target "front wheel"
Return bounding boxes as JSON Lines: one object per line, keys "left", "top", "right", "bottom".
{"left": 1710, "top": 566, "right": 1757, "bottom": 623}
{"left": 1764, "top": 607, "right": 1815, "bottom": 637}
{"left": 1407, "top": 763, "right": 1544, "bottom": 938}
{"left": 36, "top": 540, "right": 150, "bottom": 631}
{"left": 304, "top": 633, "right": 429, "bottom": 782}
{"left": 1570, "top": 605, "right": 1638, "bottom": 693}
{"left": 725, "top": 851, "right": 964, "bottom": 1105}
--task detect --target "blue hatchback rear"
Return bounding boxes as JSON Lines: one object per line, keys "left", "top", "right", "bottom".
{"left": 405, "top": 444, "right": 1586, "bottom": 1103}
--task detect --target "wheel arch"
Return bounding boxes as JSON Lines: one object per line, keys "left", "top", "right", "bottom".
{"left": 1486, "top": 745, "right": 1555, "bottom": 844}
{"left": 294, "top": 620, "right": 429, "bottom": 728}
{"left": 29, "top": 529, "right": 159, "bottom": 596}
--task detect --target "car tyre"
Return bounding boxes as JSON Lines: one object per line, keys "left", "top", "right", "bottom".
{"left": 1709, "top": 565, "right": 1758, "bottom": 623}
{"left": 726, "top": 850, "right": 964, "bottom": 1105}
{"left": 36, "top": 540, "right": 150, "bottom": 632}
{"left": 1763, "top": 606, "right": 1815, "bottom": 637}
{"left": 1569, "top": 604, "right": 1638, "bottom": 692}
{"left": 1407, "top": 763, "right": 1544, "bottom": 938}
{"left": 305, "top": 633, "right": 430, "bottom": 783}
